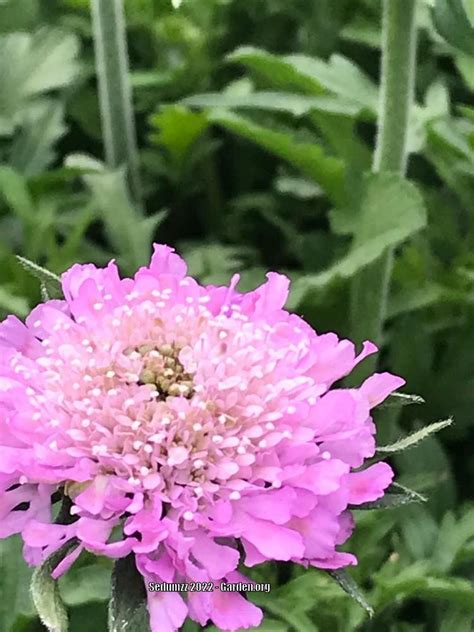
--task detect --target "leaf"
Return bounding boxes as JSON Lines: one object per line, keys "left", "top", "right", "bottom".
{"left": 226, "top": 46, "right": 324, "bottom": 95}
{"left": 206, "top": 620, "right": 289, "bottom": 632}
{"left": 0, "top": 166, "right": 35, "bottom": 223}
{"left": 150, "top": 105, "right": 208, "bottom": 171}
{"left": 0, "top": 28, "right": 81, "bottom": 127}
{"left": 432, "top": 508, "right": 474, "bottom": 572}
{"left": 463, "top": 0, "right": 474, "bottom": 25}
{"left": 227, "top": 47, "right": 378, "bottom": 112}
{"left": 0, "top": 535, "right": 36, "bottom": 632}
{"left": 377, "top": 419, "right": 453, "bottom": 454}
{"left": 440, "top": 605, "right": 474, "bottom": 632}
{"left": 281, "top": 54, "right": 378, "bottom": 112}
{"left": 208, "top": 110, "right": 345, "bottom": 205}
{"left": 59, "top": 563, "right": 111, "bottom": 606}
{"left": 387, "top": 282, "right": 445, "bottom": 318}
{"left": 379, "top": 392, "right": 426, "bottom": 408}
{"left": 31, "top": 540, "right": 79, "bottom": 632}
{"left": 182, "top": 92, "right": 361, "bottom": 117}
{"left": 291, "top": 173, "right": 427, "bottom": 297}
{"left": 64, "top": 153, "right": 105, "bottom": 173}
{"left": 85, "top": 169, "right": 161, "bottom": 272}
{"left": 108, "top": 554, "right": 150, "bottom": 632}
{"left": 9, "top": 100, "right": 67, "bottom": 176}
{"left": 0, "top": 285, "right": 29, "bottom": 316}
{"left": 433, "top": 0, "right": 474, "bottom": 55}
{"left": 329, "top": 569, "right": 374, "bottom": 617}
{"left": 16, "top": 255, "right": 63, "bottom": 299}
{"left": 354, "top": 483, "right": 427, "bottom": 510}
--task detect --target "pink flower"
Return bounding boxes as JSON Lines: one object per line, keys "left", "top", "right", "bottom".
{"left": 0, "top": 244, "right": 404, "bottom": 631}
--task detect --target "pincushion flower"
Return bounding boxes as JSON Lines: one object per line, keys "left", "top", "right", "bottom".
{"left": 0, "top": 245, "right": 404, "bottom": 631}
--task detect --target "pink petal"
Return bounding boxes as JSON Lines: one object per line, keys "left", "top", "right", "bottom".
{"left": 360, "top": 372, "right": 406, "bottom": 408}
{"left": 347, "top": 462, "right": 394, "bottom": 505}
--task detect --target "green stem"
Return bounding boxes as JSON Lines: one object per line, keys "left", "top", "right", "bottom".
{"left": 349, "top": 0, "right": 418, "bottom": 382}
{"left": 91, "top": 0, "right": 142, "bottom": 205}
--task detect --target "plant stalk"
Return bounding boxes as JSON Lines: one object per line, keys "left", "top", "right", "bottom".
{"left": 91, "top": 0, "right": 142, "bottom": 205}
{"left": 349, "top": 0, "right": 418, "bottom": 382}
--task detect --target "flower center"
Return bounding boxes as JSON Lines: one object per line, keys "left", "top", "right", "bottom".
{"left": 129, "top": 342, "right": 195, "bottom": 400}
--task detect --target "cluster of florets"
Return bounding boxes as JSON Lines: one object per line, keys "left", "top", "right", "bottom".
{"left": 0, "top": 245, "right": 403, "bottom": 631}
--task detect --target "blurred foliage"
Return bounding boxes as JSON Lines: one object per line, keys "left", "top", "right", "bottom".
{"left": 1, "top": 0, "right": 474, "bottom": 630}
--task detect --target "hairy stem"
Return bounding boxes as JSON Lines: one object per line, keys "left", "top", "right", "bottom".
{"left": 349, "top": 0, "right": 418, "bottom": 382}
{"left": 91, "top": 0, "right": 142, "bottom": 205}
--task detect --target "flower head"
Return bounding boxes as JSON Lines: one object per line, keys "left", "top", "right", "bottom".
{"left": 0, "top": 245, "right": 404, "bottom": 631}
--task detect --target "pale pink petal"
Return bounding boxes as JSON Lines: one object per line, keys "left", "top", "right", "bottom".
{"left": 347, "top": 462, "right": 394, "bottom": 505}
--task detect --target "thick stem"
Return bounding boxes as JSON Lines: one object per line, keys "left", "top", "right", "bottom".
{"left": 91, "top": 0, "right": 142, "bottom": 205}
{"left": 349, "top": 0, "right": 418, "bottom": 382}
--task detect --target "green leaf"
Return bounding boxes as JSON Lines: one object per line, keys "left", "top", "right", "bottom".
{"left": 0, "top": 535, "right": 35, "bottom": 632}
{"left": 150, "top": 105, "right": 208, "bottom": 171}
{"left": 9, "top": 100, "right": 67, "bottom": 177}
{"left": 182, "top": 92, "right": 361, "bottom": 117}
{"left": 31, "top": 540, "right": 79, "bottom": 632}
{"left": 227, "top": 47, "right": 378, "bottom": 112}
{"left": 290, "top": 173, "right": 427, "bottom": 298}
{"left": 208, "top": 110, "right": 345, "bottom": 205}
{"left": 0, "top": 285, "right": 29, "bottom": 316}
{"left": 85, "top": 169, "right": 163, "bottom": 272}
{"left": 462, "top": 0, "right": 474, "bottom": 25}
{"left": 0, "top": 166, "right": 35, "bottom": 222}
{"left": 432, "top": 508, "right": 474, "bottom": 572}
{"left": 354, "top": 483, "right": 427, "bottom": 510}
{"left": 64, "top": 153, "right": 105, "bottom": 173}
{"left": 59, "top": 563, "right": 111, "bottom": 606}
{"left": 440, "top": 605, "right": 474, "bottom": 632}
{"left": 433, "top": 0, "right": 474, "bottom": 55}
{"left": 206, "top": 620, "right": 289, "bottom": 632}
{"left": 16, "top": 255, "right": 63, "bottom": 299}
{"left": 281, "top": 54, "right": 378, "bottom": 112}
{"left": 108, "top": 554, "right": 150, "bottom": 632}
{"left": 329, "top": 569, "right": 374, "bottom": 617}
{"left": 0, "top": 28, "right": 81, "bottom": 128}
{"left": 226, "top": 46, "right": 324, "bottom": 95}
{"left": 379, "top": 392, "right": 426, "bottom": 408}
{"left": 377, "top": 418, "right": 453, "bottom": 454}
{"left": 387, "top": 282, "right": 445, "bottom": 318}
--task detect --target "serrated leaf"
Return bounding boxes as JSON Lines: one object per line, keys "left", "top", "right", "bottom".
{"left": 290, "top": 173, "right": 427, "bottom": 301}
{"left": 379, "top": 392, "right": 426, "bottom": 408}
{"left": 208, "top": 111, "right": 345, "bottom": 205}
{"left": 432, "top": 508, "right": 474, "bottom": 572}
{"left": 377, "top": 419, "right": 452, "bottom": 454}
{"left": 182, "top": 92, "right": 361, "bottom": 117}
{"left": 31, "top": 540, "right": 79, "bottom": 632}
{"left": 108, "top": 554, "right": 150, "bottom": 632}
{"left": 329, "top": 569, "right": 374, "bottom": 617}
{"left": 354, "top": 483, "right": 427, "bottom": 510}
{"left": 433, "top": 0, "right": 474, "bottom": 55}
{"left": 150, "top": 105, "right": 208, "bottom": 171}
{"left": 0, "top": 28, "right": 81, "bottom": 127}
{"left": 16, "top": 255, "right": 63, "bottom": 299}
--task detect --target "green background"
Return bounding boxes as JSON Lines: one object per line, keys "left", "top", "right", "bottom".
{"left": 1, "top": 0, "right": 474, "bottom": 630}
